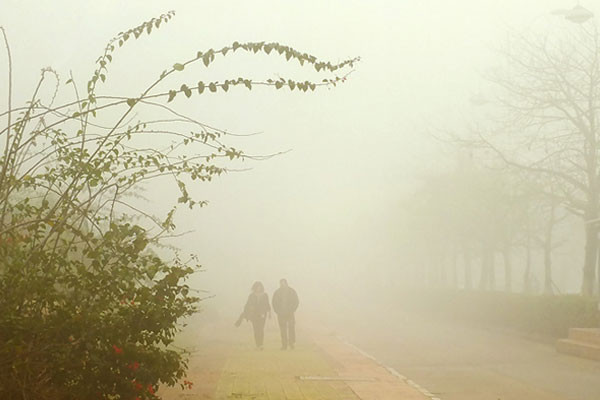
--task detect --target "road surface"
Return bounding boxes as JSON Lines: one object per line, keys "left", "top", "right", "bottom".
{"left": 323, "top": 308, "right": 600, "bottom": 400}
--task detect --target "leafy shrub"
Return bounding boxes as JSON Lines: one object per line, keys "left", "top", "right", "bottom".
{"left": 0, "top": 226, "right": 198, "bottom": 399}
{"left": 0, "top": 11, "right": 357, "bottom": 400}
{"left": 402, "top": 289, "right": 600, "bottom": 338}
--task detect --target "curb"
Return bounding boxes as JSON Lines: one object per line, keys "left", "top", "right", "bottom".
{"left": 339, "top": 339, "right": 441, "bottom": 400}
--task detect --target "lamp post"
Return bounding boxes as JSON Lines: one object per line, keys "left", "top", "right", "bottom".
{"left": 551, "top": 4, "right": 594, "bottom": 24}
{"left": 565, "top": 5, "right": 594, "bottom": 23}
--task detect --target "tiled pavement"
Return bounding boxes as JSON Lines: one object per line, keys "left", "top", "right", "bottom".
{"left": 161, "top": 321, "right": 432, "bottom": 400}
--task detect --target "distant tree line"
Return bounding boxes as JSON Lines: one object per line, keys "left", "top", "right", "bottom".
{"left": 402, "top": 19, "right": 600, "bottom": 297}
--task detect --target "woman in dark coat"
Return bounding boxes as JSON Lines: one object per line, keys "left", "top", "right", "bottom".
{"left": 235, "top": 281, "right": 271, "bottom": 350}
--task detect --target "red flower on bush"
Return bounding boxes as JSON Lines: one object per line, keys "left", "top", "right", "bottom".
{"left": 127, "top": 361, "right": 140, "bottom": 371}
{"left": 133, "top": 380, "right": 143, "bottom": 391}
{"left": 112, "top": 345, "right": 123, "bottom": 355}
{"left": 147, "top": 384, "right": 155, "bottom": 394}
{"left": 183, "top": 380, "right": 194, "bottom": 390}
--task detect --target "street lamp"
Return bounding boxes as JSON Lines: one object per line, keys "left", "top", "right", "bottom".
{"left": 551, "top": 4, "right": 594, "bottom": 24}
{"left": 566, "top": 5, "right": 594, "bottom": 23}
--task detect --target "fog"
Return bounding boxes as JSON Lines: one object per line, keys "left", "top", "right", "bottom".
{"left": 2, "top": 1, "right": 600, "bottom": 399}
{"left": 2, "top": 0, "right": 584, "bottom": 294}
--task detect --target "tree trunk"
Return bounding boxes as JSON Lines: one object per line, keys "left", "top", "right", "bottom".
{"left": 479, "top": 247, "right": 492, "bottom": 291}
{"left": 523, "top": 235, "right": 532, "bottom": 294}
{"left": 582, "top": 131, "right": 599, "bottom": 295}
{"left": 479, "top": 252, "right": 488, "bottom": 291}
{"left": 543, "top": 203, "right": 555, "bottom": 295}
{"left": 502, "top": 246, "right": 512, "bottom": 292}
{"left": 428, "top": 252, "right": 436, "bottom": 287}
{"left": 452, "top": 247, "right": 458, "bottom": 289}
{"left": 582, "top": 221, "right": 598, "bottom": 296}
{"left": 463, "top": 245, "right": 473, "bottom": 290}
{"left": 597, "top": 242, "right": 600, "bottom": 296}
{"left": 489, "top": 251, "right": 496, "bottom": 290}
{"left": 597, "top": 248, "right": 600, "bottom": 296}
{"left": 440, "top": 253, "right": 448, "bottom": 287}
{"left": 543, "top": 244, "right": 553, "bottom": 295}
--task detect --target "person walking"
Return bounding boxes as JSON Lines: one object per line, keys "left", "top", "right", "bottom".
{"left": 235, "top": 281, "right": 271, "bottom": 350}
{"left": 272, "top": 279, "right": 299, "bottom": 350}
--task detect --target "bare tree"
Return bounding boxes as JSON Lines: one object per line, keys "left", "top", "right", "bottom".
{"left": 483, "top": 22, "right": 600, "bottom": 296}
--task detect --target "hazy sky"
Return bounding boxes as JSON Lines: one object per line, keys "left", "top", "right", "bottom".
{"left": 1, "top": 1, "right": 593, "bottom": 301}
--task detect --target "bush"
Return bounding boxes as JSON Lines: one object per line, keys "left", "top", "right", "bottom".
{"left": 0, "top": 225, "right": 198, "bottom": 399}
{"left": 404, "top": 290, "right": 600, "bottom": 338}
{"left": 0, "top": 11, "right": 357, "bottom": 399}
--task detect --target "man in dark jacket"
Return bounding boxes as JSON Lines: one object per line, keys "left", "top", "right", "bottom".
{"left": 272, "top": 279, "right": 299, "bottom": 350}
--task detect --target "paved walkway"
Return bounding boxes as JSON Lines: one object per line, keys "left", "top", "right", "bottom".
{"left": 311, "top": 329, "right": 434, "bottom": 400}
{"left": 160, "top": 320, "right": 431, "bottom": 399}
{"left": 326, "top": 309, "right": 600, "bottom": 400}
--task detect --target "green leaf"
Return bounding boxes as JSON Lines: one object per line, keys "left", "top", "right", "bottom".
{"left": 126, "top": 98, "right": 137, "bottom": 107}
{"left": 209, "top": 83, "right": 217, "bottom": 93}
{"left": 147, "top": 265, "right": 158, "bottom": 280}
{"left": 275, "top": 81, "right": 283, "bottom": 89}
{"left": 168, "top": 90, "right": 177, "bottom": 102}
{"left": 202, "top": 54, "right": 211, "bottom": 67}
{"left": 181, "top": 84, "right": 192, "bottom": 98}
{"left": 173, "top": 63, "right": 185, "bottom": 71}
{"left": 198, "top": 81, "right": 205, "bottom": 94}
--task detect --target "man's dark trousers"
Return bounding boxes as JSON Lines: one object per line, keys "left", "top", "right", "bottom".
{"left": 277, "top": 313, "right": 295, "bottom": 349}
